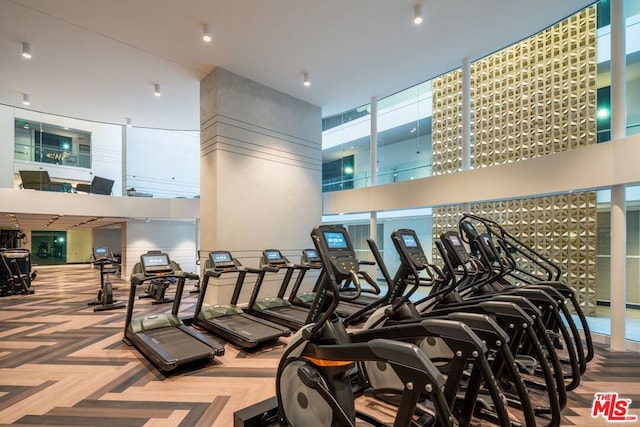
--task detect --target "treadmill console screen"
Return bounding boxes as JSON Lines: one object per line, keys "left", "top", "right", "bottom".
{"left": 141, "top": 253, "right": 172, "bottom": 274}
{"left": 303, "top": 249, "right": 320, "bottom": 262}
{"left": 94, "top": 247, "right": 108, "bottom": 257}
{"left": 210, "top": 251, "right": 236, "bottom": 268}
{"left": 264, "top": 249, "right": 285, "bottom": 263}
{"left": 324, "top": 231, "right": 348, "bottom": 249}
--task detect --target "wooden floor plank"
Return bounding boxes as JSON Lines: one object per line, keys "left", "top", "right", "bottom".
{"left": 0, "top": 265, "right": 638, "bottom": 426}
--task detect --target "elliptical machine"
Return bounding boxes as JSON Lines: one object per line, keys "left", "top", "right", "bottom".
{"left": 237, "top": 225, "right": 461, "bottom": 426}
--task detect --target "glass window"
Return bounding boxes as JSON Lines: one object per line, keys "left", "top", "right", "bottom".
{"left": 377, "top": 81, "right": 432, "bottom": 184}
{"left": 14, "top": 118, "right": 92, "bottom": 169}
{"left": 595, "top": 0, "right": 640, "bottom": 141}
{"left": 322, "top": 104, "right": 371, "bottom": 192}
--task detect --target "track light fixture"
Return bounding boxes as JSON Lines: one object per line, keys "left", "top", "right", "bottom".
{"left": 203, "top": 24, "right": 212, "bottom": 42}
{"left": 22, "top": 42, "right": 32, "bottom": 59}
{"left": 22, "top": 93, "right": 30, "bottom": 106}
{"left": 413, "top": 4, "right": 423, "bottom": 25}
{"left": 154, "top": 83, "right": 161, "bottom": 97}
{"left": 126, "top": 117, "right": 132, "bottom": 128}
{"left": 303, "top": 72, "right": 310, "bottom": 87}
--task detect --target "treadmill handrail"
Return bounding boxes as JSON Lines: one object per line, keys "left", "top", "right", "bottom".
{"left": 130, "top": 271, "right": 194, "bottom": 286}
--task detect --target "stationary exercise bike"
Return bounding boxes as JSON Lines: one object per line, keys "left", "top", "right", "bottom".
{"left": 88, "top": 256, "right": 125, "bottom": 312}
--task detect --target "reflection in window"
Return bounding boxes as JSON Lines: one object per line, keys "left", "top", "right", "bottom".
{"left": 322, "top": 104, "right": 371, "bottom": 193}
{"left": 14, "top": 119, "right": 92, "bottom": 168}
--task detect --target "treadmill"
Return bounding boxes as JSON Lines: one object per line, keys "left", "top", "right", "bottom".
{"left": 287, "top": 248, "right": 322, "bottom": 307}
{"left": 287, "top": 248, "right": 372, "bottom": 323}
{"left": 123, "top": 252, "right": 225, "bottom": 372}
{"left": 194, "top": 251, "right": 291, "bottom": 349}
{"left": 246, "top": 249, "right": 310, "bottom": 330}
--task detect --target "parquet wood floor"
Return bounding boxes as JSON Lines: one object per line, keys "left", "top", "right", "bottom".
{"left": 0, "top": 265, "right": 638, "bottom": 426}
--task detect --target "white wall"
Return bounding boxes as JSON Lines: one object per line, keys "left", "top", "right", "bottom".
{"left": 124, "top": 219, "right": 198, "bottom": 278}
{"left": 0, "top": 105, "right": 14, "bottom": 188}
{"left": 124, "top": 127, "right": 199, "bottom": 198}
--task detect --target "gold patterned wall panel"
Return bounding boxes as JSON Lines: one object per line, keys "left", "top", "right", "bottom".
{"left": 431, "top": 70, "right": 462, "bottom": 175}
{"left": 471, "top": 6, "right": 596, "bottom": 167}
{"left": 431, "top": 6, "right": 597, "bottom": 315}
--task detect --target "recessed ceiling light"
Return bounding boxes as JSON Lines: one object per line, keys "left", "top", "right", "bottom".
{"left": 203, "top": 24, "right": 212, "bottom": 42}
{"left": 22, "top": 42, "right": 32, "bottom": 59}
{"left": 413, "top": 4, "right": 423, "bottom": 25}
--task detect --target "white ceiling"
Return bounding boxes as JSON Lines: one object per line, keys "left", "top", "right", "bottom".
{"left": 0, "top": 0, "right": 594, "bottom": 131}
{"left": 0, "top": 213, "right": 124, "bottom": 234}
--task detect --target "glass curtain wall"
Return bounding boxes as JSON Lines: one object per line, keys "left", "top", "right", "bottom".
{"left": 595, "top": 0, "right": 640, "bottom": 141}
{"left": 14, "top": 119, "right": 92, "bottom": 168}
{"left": 376, "top": 82, "right": 433, "bottom": 184}
{"left": 320, "top": 0, "right": 640, "bottom": 341}
{"left": 322, "top": 105, "right": 371, "bottom": 192}
{"left": 31, "top": 231, "right": 67, "bottom": 265}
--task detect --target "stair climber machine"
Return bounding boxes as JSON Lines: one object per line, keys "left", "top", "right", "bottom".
{"left": 455, "top": 220, "right": 588, "bottom": 389}
{"left": 246, "top": 249, "right": 312, "bottom": 330}
{"left": 428, "top": 230, "right": 581, "bottom": 402}
{"left": 235, "top": 225, "right": 506, "bottom": 427}
{"left": 87, "top": 248, "right": 124, "bottom": 312}
{"left": 377, "top": 228, "right": 573, "bottom": 426}
{"left": 361, "top": 230, "right": 545, "bottom": 426}
{"left": 123, "top": 251, "right": 225, "bottom": 372}
{"left": 458, "top": 213, "right": 594, "bottom": 366}
{"left": 193, "top": 251, "right": 291, "bottom": 349}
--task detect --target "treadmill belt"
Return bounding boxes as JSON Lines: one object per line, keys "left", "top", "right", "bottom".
{"left": 145, "top": 327, "right": 213, "bottom": 359}
{"left": 214, "top": 314, "right": 283, "bottom": 340}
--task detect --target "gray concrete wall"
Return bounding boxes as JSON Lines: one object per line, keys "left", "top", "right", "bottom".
{"left": 200, "top": 67, "right": 322, "bottom": 304}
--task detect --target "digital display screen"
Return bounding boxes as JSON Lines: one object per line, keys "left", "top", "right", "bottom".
{"left": 402, "top": 234, "right": 418, "bottom": 248}
{"left": 94, "top": 247, "right": 108, "bottom": 255}
{"left": 324, "top": 231, "right": 348, "bottom": 249}
{"left": 304, "top": 249, "right": 319, "bottom": 258}
{"left": 265, "top": 250, "right": 282, "bottom": 260}
{"left": 450, "top": 235, "right": 461, "bottom": 246}
{"left": 142, "top": 254, "right": 169, "bottom": 266}
{"left": 212, "top": 252, "right": 232, "bottom": 263}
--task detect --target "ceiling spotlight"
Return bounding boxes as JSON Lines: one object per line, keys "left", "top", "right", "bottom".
{"left": 413, "top": 4, "right": 423, "bottom": 24}
{"left": 303, "top": 72, "right": 310, "bottom": 87}
{"left": 22, "top": 42, "right": 32, "bottom": 59}
{"left": 154, "top": 83, "right": 161, "bottom": 97}
{"left": 126, "top": 117, "right": 132, "bottom": 128}
{"left": 202, "top": 23, "right": 212, "bottom": 42}
{"left": 22, "top": 93, "right": 30, "bottom": 106}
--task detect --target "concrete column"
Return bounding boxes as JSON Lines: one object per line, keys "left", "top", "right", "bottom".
{"left": 200, "top": 68, "right": 322, "bottom": 304}
{"left": 370, "top": 97, "right": 378, "bottom": 250}
{"left": 370, "top": 97, "right": 378, "bottom": 187}
{"left": 610, "top": 185, "right": 626, "bottom": 350}
{"left": 0, "top": 105, "right": 16, "bottom": 188}
{"left": 610, "top": 0, "right": 627, "bottom": 350}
